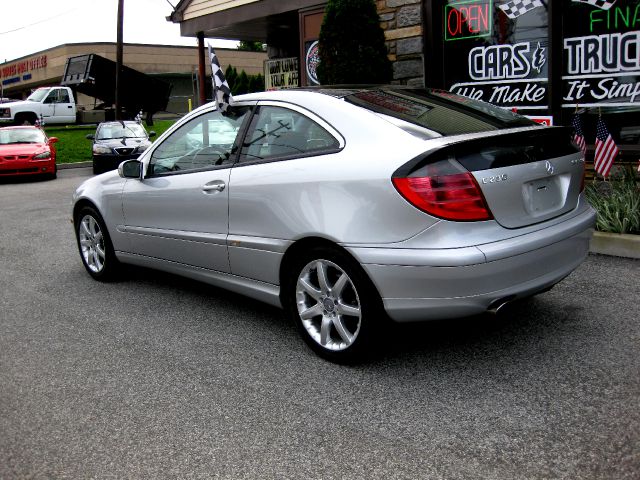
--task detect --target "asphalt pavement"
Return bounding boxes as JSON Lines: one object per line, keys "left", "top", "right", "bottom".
{"left": 1, "top": 168, "right": 638, "bottom": 479}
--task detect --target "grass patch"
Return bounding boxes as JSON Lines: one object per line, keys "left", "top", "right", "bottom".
{"left": 45, "top": 120, "right": 177, "bottom": 164}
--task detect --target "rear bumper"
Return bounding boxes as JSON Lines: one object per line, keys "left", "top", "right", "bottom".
{"left": 348, "top": 206, "right": 596, "bottom": 322}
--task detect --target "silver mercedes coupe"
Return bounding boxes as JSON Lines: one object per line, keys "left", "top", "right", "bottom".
{"left": 72, "top": 87, "right": 596, "bottom": 362}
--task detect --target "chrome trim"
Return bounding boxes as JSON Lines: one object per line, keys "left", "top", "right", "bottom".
{"left": 227, "top": 234, "right": 292, "bottom": 253}
{"left": 121, "top": 225, "right": 228, "bottom": 246}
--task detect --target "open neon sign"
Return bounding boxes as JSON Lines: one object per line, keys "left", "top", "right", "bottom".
{"left": 445, "top": 0, "right": 492, "bottom": 41}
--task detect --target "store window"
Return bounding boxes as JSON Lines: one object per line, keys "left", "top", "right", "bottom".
{"left": 441, "top": 0, "right": 549, "bottom": 116}
{"left": 561, "top": 0, "right": 640, "bottom": 148}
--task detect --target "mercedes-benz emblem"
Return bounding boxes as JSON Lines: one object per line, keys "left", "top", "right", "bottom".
{"left": 545, "top": 160, "right": 554, "bottom": 176}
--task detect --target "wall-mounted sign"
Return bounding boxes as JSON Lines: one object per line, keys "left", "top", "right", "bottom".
{"left": 0, "top": 55, "right": 47, "bottom": 79}
{"left": 450, "top": 40, "right": 548, "bottom": 108}
{"left": 562, "top": 30, "right": 640, "bottom": 107}
{"left": 445, "top": 0, "right": 492, "bottom": 41}
{"left": 305, "top": 41, "right": 320, "bottom": 85}
{"left": 525, "top": 115, "right": 553, "bottom": 125}
{"left": 264, "top": 57, "right": 299, "bottom": 90}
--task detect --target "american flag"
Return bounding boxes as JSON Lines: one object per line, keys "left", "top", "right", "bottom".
{"left": 594, "top": 116, "right": 619, "bottom": 178}
{"left": 499, "top": 0, "right": 544, "bottom": 19}
{"left": 572, "top": 0, "right": 617, "bottom": 11}
{"left": 571, "top": 113, "right": 587, "bottom": 159}
{"left": 207, "top": 43, "right": 233, "bottom": 113}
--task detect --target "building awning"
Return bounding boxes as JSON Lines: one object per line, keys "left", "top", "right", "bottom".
{"left": 168, "top": 0, "right": 321, "bottom": 41}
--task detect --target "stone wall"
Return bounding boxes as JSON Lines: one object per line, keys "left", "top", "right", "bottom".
{"left": 377, "top": 0, "right": 424, "bottom": 86}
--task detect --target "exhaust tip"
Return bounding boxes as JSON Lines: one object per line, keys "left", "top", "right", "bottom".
{"left": 487, "top": 296, "right": 516, "bottom": 315}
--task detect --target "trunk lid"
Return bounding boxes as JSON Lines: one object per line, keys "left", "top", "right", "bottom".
{"left": 456, "top": 127, "right": 584, "bottom": 228}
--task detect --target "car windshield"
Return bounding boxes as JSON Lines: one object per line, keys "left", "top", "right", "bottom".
{"left": 0, "top": 128, "right": 46, "bottom": 144}
{"left": 344, "top": 88, "right": 536, "bottom": 136}
{"left": 96, "top": 123, "right": 147, "bottom": 140}
{"left": 26, "top": 88, "right": 51, "bottom": 103}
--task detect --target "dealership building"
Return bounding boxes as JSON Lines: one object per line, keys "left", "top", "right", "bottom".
{"left": 168, "top": 0, "right": 640, "bottom": 161}
{"left": 0, "top": 42, "right": 266, "bottom": 114}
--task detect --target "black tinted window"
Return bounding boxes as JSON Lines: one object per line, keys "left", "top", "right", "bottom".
{"left": 344, "top": 88, "right": 535, "bottom": 136}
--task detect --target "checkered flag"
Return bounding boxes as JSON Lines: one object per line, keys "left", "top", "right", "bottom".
{"left": 134, "top": 110, "right": 143, "bottom": 124}
{"left": 207, "top": 43, "right": 233, "bottom": 113}
{"left": 572, "top": 0, "right": 617, "bottom": 10}
{"left": 499, "top": 0, "right": 544, "bottom": 19}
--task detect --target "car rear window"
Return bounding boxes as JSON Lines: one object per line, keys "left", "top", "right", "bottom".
{"left": 344, "top": 88, "right": 536, "bottom": 136}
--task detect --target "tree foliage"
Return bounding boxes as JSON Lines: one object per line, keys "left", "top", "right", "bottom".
{"left": 317, "top": 0, "right": 392, "bottom": 85}
{"left": 238, "top": 41, "right": 265, "bottom": 52}
{"left": 224, "top": 65, "right": 264, "bottom": 95}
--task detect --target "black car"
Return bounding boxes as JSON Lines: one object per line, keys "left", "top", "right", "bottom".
{"left": 87, "top": 121, "right": 155, "bottom": 174}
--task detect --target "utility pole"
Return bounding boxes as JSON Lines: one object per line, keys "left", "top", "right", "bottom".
{"left": 197, "top": 32, "right": 206, "bottom": 106}
{"left": 115, "top": 0, "right": 124, "bottom": 120}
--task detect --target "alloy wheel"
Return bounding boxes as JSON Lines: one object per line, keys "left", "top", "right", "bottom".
{"left": 78, "top": 214, "right": 106, "bottom": 273}
{"left": 296, "top": 259, "right": 362, "bottom": 351}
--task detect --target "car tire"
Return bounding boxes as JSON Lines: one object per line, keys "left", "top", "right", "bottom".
{"left": 44, "top": 165, "right": 57, "bottom": 180}
{"left": 92, "top": 162, "right": 102, "bottom": 175}
{"left": 284, "top": 246, "right": 383, "bottom": 363}
{"left": 75, "top": 206, "right": 120, "bottom": 281}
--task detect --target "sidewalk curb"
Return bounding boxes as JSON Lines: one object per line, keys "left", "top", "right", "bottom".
{"left": 58, "top": 162, "right": 92, "bottom": 169}
{"left": 590, "top": 231, "right": 640, "bottom": 259}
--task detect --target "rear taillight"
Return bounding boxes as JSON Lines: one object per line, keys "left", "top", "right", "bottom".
{"left": 393, "top": 166, "right": 493, "bottom": 221}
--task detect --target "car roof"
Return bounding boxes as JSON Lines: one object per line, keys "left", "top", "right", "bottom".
{"left": 237, "top": 85, "right": 441, "bottom": 100}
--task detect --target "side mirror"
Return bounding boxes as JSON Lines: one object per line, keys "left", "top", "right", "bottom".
{"left": 118, "top": 159, "right": 142, "bottom": 179}
{"left": 86, "top": 134, "right": 95, "bottom": 140}
{"left": 48, "top": 137, "right": 59, "bottom": 144}
{"left": 149, "top": 131, "right": 156, "bottom": 138}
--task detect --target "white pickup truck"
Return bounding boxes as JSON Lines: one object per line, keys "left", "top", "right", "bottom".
{"left": 0, "top": 86, "right": 77, "bottom": 125}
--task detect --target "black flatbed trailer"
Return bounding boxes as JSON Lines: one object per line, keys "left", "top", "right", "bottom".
{"left": 61, "top": 53, "right": 172, "bottom": 125}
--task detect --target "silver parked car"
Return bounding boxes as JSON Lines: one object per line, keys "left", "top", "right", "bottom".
{"left": 72, "top": 87, "right": 596, "bottom": 362}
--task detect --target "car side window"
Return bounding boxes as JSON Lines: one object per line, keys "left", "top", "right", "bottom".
{"left": 148, "top": 106, "right": 249, "bottom": 175}
{"left": 239, "top": 106, "right": 339, "bottom": 163}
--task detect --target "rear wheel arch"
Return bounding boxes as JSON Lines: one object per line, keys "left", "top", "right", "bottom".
{"left": 279, "top": 237, "right": 387, "bottom": 362}
{"left": 279, "top": 237, "right": 379, "bottom": 299}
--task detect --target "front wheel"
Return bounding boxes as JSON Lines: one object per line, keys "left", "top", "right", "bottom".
{"left": 75, "top": 206, "right": 119, "bottom": 281}
{"left": 285, "top": 247, "right": 383, "bottom": 362}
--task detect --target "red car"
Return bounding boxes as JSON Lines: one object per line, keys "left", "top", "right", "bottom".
{"left": 0, "top": 126, "right": 58, "bottom": 179}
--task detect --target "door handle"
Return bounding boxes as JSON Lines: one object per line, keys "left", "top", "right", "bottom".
{"left": 202, "top": 180, "right": 225, "bottom": 193}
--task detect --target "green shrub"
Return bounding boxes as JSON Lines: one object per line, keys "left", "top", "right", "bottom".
{"left": 224, "top": 65, "right": 263, "bottom": 94}
{"left": 317, "top": 0, "right": 392, "bottom": 84}
{"left": 585, "top": 167, "right": 640, "bottom": 234}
